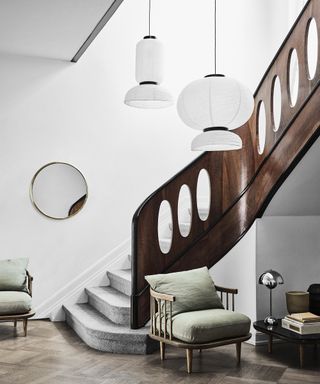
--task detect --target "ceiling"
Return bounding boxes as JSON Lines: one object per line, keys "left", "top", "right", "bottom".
{"left": 0, "top": 0, "right": 123, "bottom": 62}
{"left": 264, "top": 136, "right": 320, "bottom": 216}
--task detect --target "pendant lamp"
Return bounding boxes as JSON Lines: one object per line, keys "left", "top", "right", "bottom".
{"left": 177, "top": 0, "right": 254, "bottom": 151}
{"left": 124, "top": 0, "right": 173, "bottom": 109}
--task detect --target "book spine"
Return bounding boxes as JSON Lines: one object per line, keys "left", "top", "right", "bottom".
{"left": 284, "top": 317, "right": 320, "bottom": 327}
{"left": 282, "top": 319, "right": 320, "bottom": 335}
{"left": 286, "top": 315, "right": 320, "bottom": 323}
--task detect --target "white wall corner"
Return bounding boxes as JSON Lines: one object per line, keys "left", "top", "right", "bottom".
{"left": 210, "top": 221, "right": 258, "bottom": 344}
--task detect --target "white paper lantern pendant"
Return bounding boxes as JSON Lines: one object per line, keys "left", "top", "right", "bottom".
{"left": 124, "top": 2, "right": 173, "bottom": 109}
{"left": 177, "top": 1, "right": 254, "bottom": 151}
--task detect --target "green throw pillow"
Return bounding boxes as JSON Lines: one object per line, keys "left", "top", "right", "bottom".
{"left": 145, "top": 266, "right": 223, "bottom": 316}
{"left": 0, "top": 258, "right": 29, "bottom": 292}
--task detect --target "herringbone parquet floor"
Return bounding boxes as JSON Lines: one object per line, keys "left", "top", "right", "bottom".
{"left": 0, "top": 320, "right": 319, "bottom": 384}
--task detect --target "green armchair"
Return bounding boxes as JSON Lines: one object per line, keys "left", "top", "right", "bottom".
{"left": 0, "top": 258, "right": 35, "bottom": 336}
{"left": 146, "top": 267, "right": 251, "bottom": 373}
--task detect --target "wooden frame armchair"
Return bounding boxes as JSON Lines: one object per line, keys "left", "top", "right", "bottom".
{"left": 0, "top": 271, "right": 35, "bottom": 336}
{"left": 149, "top": 285, "right": 251, "bottom": 373}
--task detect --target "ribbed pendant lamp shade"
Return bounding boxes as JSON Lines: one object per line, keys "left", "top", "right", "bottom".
{"left": 177, "top": 75, "right": 254, "bottom": 131}
{"left": 136, "top": 38, "right": 163, "bottom": 84}
{"left": 191, "top": 129, "right": 243, "bottom": 151}
{"left": 177, "top": 75, "right": 253, "bottom": 151}
{"left": 177, "top": 0, "right": 254, "bottom": 151}
{"left": 124, "top": 37, "right": 173, "bottom": 108}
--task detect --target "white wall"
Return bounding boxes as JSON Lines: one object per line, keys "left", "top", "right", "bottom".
{"left": 264, "top": 129, "right": 320, "bottom": 217}
{"left": 210, "top": 223, "right": 257, "bottom": 343}
{"left": 0, "top": 0, "right": 297, "bottom": 315}
{"left": 256, "top": 217, "right": 320, "bottom": 320}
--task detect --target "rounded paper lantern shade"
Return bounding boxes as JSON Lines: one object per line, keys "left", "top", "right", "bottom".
{"left": 135, "top": 37, "right": 164, "bottom": 84}
{"left": 177, "top": 75, "right": 254, "bottom": 131}
{"left": 124, "top": 83, "right": 173, "bottom": 108}
{"left": 191, "top": 130, "right": 242, "bottom": 151}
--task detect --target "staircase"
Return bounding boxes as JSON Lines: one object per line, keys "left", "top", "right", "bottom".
{"left": 64, "top": 0, "right": 320, "bottom": 352}
{"left": 63, "top": 204, "right": 198, "bottom": 353}
{"left": 131, "top": 0, "right": 320, "bottom": 329}
{"left": 63, "top": 265, "right": 157, "bottom": 354}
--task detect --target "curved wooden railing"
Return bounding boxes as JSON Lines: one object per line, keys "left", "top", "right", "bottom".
{"left": 131, "top": 0, "right": 320, "bottom": 329}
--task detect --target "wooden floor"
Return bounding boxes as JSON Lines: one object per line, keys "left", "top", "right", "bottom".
{"left": 0, "top": 321, "right": 319, "bottom": 384}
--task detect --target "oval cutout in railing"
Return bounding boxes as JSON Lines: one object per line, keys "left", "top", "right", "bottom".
{"left": 178, "top": 184, "right": 192, "bottom": 237}
{"left": 196, "top": 169, "right": 211, "bottom": 221}
{"left": 288, "top": 49, "right": 299, "bottom": 107}
{"left": 272, "top": 76, "right": 282, "bottom": 132}
{"left": 257, "top": 101, "right": 266, "bottom": 155}
{"left": 157, "top": 200, "right": 173, "bottom": 254}
{"left": 307, "top": 18, "right": 318, "bottom": 80}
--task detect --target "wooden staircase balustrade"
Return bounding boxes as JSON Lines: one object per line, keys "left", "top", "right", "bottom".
{"left": 131, "top": 0, "right": 320, "bottom": 329}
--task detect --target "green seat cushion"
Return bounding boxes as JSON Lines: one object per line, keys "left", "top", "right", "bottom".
{"left": 0, "top": 258, "right": 29, "bottom": 292}
{"left": 0, "top": 291, "right": 32, "bottom": 315}
{"left": 145, "top": 267, "right": 223, "bottom": 316}
{"left": 170, "top": 309, "right": 251, "bottom": 343}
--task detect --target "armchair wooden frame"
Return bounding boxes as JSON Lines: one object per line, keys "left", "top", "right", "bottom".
{"left": 0, "top": 271, "right": 35, "bottom": 336}
{"left": 149, "top": 286, "right": 251, "bottom": 373}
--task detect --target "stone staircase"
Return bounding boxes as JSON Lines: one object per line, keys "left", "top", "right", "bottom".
{"left": 63, "top": 206, "right": 201, "bottom": 354}
{"left": 63, "top": 267, "right": 157, "bottom": 354}
{"left": 62, "top": 207, "right": 176, "bottom": 354}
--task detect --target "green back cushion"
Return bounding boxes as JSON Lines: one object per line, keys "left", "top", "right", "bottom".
{"left": 0, "top": 258, "right": 29, "bottom": 292}
{"left": 145, "top": 267, "right": 223, "bottom": 316}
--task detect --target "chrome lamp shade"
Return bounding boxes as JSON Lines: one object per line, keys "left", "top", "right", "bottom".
{"left": 259, "top": 270, "right": 284, "bottom": 289}
{"left": 259, "top": 269, "right": 284, "bottom": 326}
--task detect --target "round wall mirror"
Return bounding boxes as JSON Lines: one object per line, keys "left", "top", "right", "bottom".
{"left": 30, "top": 162, "right": 88, "bottom": 219}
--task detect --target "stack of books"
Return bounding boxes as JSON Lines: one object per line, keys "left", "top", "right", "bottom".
{"left": 282, "top": 312, "right": 320, "bottom": 335}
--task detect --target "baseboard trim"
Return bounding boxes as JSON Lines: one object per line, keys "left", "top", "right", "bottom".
{"left": 34, "top": 238, "right": 130, "bottom": 321}
{"left": 253, "top": 330, "right": 285, "bottom": 345}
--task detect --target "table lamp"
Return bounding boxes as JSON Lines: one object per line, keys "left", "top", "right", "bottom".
{"left": 259, "top": 269, "right": 284, "bottom": 326}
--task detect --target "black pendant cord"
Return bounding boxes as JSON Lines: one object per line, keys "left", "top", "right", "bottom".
{"left": 148, "top": 0, "right": 152, "bottom": 37}
{"left": 214, "top": 0, "right": 217, "bottom": 74}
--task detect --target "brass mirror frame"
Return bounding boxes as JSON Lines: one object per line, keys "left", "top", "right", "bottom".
{"left": 30, "top": 161, "right": 88, "bottom": 220}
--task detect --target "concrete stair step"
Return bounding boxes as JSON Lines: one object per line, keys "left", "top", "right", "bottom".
{"left": 86, "top": 286, "right": 130, "bottom": 325}
{"left": 64, "top": 303, "right": 156, "bottom": 354}
{"left": 107, "top": 269, "right": 131, "bottom": 296}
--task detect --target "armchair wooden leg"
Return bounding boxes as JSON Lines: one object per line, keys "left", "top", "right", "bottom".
{"left": 23, "top": 319, "right": 28, "bottom": 337}
{"left": 160, "top": 342, "right": 165, "bottom": 360}
{"left": 186, "top": 349, "right": 193, "bottom": 374}
{"left": 14, "top": 320, "right": 17, "bottom": 328}
{"left": 236, "top": 342, "right": 241, "bottom": 365}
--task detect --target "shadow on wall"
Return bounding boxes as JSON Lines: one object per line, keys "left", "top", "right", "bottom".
{"left": 0, "top": 53, "right": 70, "bottom": 116}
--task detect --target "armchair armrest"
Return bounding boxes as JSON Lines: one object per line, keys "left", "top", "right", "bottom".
{"left": 150, "top": 288, "right": 175, "bottom": 302}
{"left": 150, "top": 288, "right": 175, "bottom": 340}
{"left": 26, "top": 271, "right": 33, "bottom": 297}
{"left": 215, "top": 285, "right": 238, "bottom": 311}
{"left": 215, "top": 285, "right": 238, "bottom": 295}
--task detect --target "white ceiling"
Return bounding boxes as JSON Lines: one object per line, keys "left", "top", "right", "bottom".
{"left": 0, "top": 0, "right": 117, "bottom": 61}
{"left": 264, "top": 136, "right": 320, "bottom": 216}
